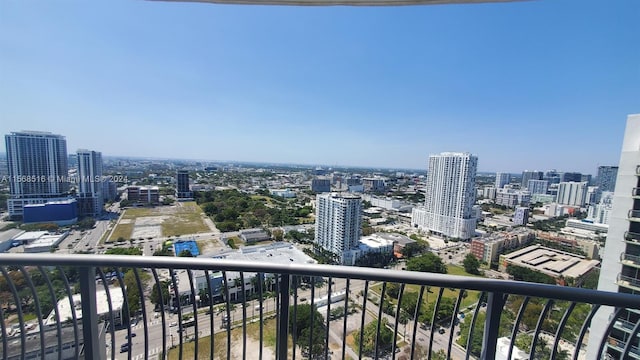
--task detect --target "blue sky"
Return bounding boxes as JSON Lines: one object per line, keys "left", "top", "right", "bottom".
{"left": 0, "top": 0, "right": 638, "bottom": 173}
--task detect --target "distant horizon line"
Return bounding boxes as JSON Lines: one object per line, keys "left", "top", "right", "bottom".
{"left": 0, "top": 151, "right": 609, "bottom": 176}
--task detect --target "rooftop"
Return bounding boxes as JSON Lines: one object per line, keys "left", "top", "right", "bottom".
{"left": 501, "top": 244, "right": 599, "bottom": 280}
{"left": 46, "top": 286, "right": 124, "bottom": 326}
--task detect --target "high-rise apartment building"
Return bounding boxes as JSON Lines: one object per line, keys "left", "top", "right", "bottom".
{"left": 362, "top": 178, "right": 386, "bottom": 193}
{"left": 512, "top": 206, "right": 530, "bottom": 226}
{"left": 561, "top": 172, "right": 583, "bottom": 183}
{"left": 5, "top": 131, "right": 70, "bottom": 219}
{"left": 311, "top": 178, "right": 331, "bottom": 193}
{"left": 314, "top": 193, "right": 362, "bottom": 265}
{"left": 527, "top": 179, "right": 549, "bottom": 195}
{"left": 76, "top": 149, "right": 103, "bottom": 217}
{"left": 176, "top": 170, "right": 193, "bottom": 200}
{"left": 521, "top": 170, "right": 543, "bottom": 189}
{"left": 556, "top": 181, "right": 588, "bottom": 207}
{"left": 544, "top": 170, "right": 561, "bottom": 185}
{"left": 411, "top": 152, "right": 477, "bottom": 240}
{"left": 587, "top": 191, "right": 614, "bottom": 225}
{"left": 495, "top": 172, "right": 510, "bottom": 189}
{"left": 588, "top": 114, "right": 640, "bottom": 359}
{"left": 597, "top": 165, "right": 619, "bottom": 193}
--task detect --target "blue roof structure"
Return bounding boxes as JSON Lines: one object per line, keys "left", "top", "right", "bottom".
{"left": 173, "top": 240, "right": 199, "bottom": 257}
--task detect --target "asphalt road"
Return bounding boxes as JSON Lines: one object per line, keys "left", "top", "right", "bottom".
{"left": 105, "top": 278, "right": 473, "bottom": 360}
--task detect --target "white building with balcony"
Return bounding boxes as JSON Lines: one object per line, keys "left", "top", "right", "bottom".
{"left": 411, "top": 152, "right": 477, "bottom": 240}
{"left": 589, "top": 114, "right": 640, "bottom": 359}
{"left": 314, "top": 192, "right": 362, "bottom": 265}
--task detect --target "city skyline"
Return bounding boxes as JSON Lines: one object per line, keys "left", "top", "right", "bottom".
{"left": 1, "top": 1, "right": 638, "bottom": 173}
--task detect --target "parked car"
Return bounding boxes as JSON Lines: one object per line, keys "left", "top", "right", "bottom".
{"left": 120, "top": 343, "right": 129, "bottom": 353}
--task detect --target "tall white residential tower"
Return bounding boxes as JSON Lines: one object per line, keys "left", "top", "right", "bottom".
{"left": 412, "top": 152, "right": 478, "bottom": 240}
{"left": 76, "top": 149, "right": 104, "bottom": 217}
{"left": 587, "top": 114, "right": 640, "bottom": 359}
{"left": 556, "top": 181, "right": 588, "bottom": 207}
{"left": 5, "top": 131, "right": 70, "bottom": 219}
{"left": 495, "top": 172, "right": 510, "bottom": 189}
{"left": 314, "top": 193, "right": 362, "bottom": 265}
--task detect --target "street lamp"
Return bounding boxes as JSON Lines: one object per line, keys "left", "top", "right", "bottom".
{"left": 170, "top": 333, "right": 174, "bottom": 347}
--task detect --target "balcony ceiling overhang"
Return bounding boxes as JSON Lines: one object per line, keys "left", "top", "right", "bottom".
{"left": 153, "top": 0, "right": 524, "bottom": 6}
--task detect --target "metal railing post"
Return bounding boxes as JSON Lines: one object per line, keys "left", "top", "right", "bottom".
{"left": 277, "top": 274, "right": 290, "bottom": 360}
{"left": 79, "top": 266, "right": 101, "bottom": 360}
{"left": 480, "top": 292, "right": 505, "bottom": 360}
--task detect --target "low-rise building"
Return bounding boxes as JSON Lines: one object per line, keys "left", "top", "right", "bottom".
{"left": 358, "top": 233, "right": 395, "bottom": 256}
{"left": 269, "top": 189, "right": 296, "bottom": 198}
{"left": 171, "top": 243, "right": 317, "bottom": 304}
{"left": 23, "top": 198, "right": 78, "bottom": 226}
{"left": 24, "top": 232, "right": 68, "bottom": 253}
{"left": 565, "top": 219, "right": 608, "bottom": 233}
{"left": 9, "top": 230, "right": 69, "bottom": 253}
{"left": 127, "top": 186, "right": 160, "bottom": 204}
{"left": 499, "top": 244, "right": 599, "bottom": 286}
{"left": 470, "top": 228, "right": 534, "bottom": 263}
{"left": 46, "top": 286, "right": 124, "bottom": 327}
{"left": 536, "top": 231, "right": 600, "bottom": 259}
{"left": 530, "top": 193, "right": 555, "bottom": 204}
{"left": 361, "top": 194, "right": 404, "bottom": 211}
{"left": 239, "top": 228, "right": 271, "bottom": 244}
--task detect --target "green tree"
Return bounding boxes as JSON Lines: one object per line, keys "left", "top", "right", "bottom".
{"left": 150, "top": 280, "right": 170, "bottom": 308}
{"left": 463, "top": 253, "right": 481, "bottom": 275}
{"left": 178, "top": 249, "right": 193, "bottom": 257}
{"left": 406, "top": 252, "right": 447, "bottom": 274}
{"left": 354, "top": 318, "right": 394, "bottom": 356}
{"left": 423, "top": 296, "right": 455, "bottom": 325}
{"left": 399, "top": 291, "right": 422, "bottom": 319}
{"left": 401, "top": 242, "right": 428, "bottom": 258}
{"left": 457, "top": 311, "right": 484, "bottom": 357}
{"left": 77, "top": 217, "right": 96, "bottom": 230}
{"left": 272, "top": 229, "right": 284, "bottom": 241}
{"left": 515, "top": 333, "right": 551, "bottom": 360}
{"left": 124, "top": 270, "right": 141, "bottom": 318}
{"left": 289, "top": 304, "right": 325, "bottom": 356}
{"left": 506, "top": 265, "right": 555, "bottom": 284}
{"left": 105, "top": 247, "right": 142, "bottom": 256}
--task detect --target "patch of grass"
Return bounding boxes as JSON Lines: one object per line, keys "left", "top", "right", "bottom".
{"left": 446, "top": 264, "right": 482, "bottom": 277}
{"left": 167, "top": 317, "right": 284, "bottom": 360}
{"left": 117, "top": 202, "right": 210, "bottom": 239}
{"left": 246, "top": 316, "right": 279, "bottom": 348}
{"left": 227, "top": 236, "right": 242, "bottom": 249}
{"left": 22, "top": 313, "right": 37, "bottom": 322}
{"left": 108, "top": 223, "right": 134, "bottom": 242}
{"left": 167, "top": 328, "right": 233, "bottom": 360}
{"left": 371, "top": 282, "right": 480, "bottom": 314}
{"left": 122, "top": 207, "right": 159, "bottom": 219}
{"left": 162, "top": 214, "right": 209, "bottom": 237}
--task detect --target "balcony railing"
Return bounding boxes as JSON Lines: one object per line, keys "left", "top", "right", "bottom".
{"left": 0, "top": 254, "right": 639, "bottom": 360}
{"left": 625, "top": 231, "right": 640, "bottom": 245}
{"left": 617, "top": 274, "right": 640, "bottom": 291}
{"left": 621, "top": 253, "right": 640, "bottom": 268}
{"left": 628, "top": 210, "right": 640, "bottom": 221}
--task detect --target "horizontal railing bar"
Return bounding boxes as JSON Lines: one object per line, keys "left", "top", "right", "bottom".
{"left": 1, "top": 253, "right": 639, "bottom": 309}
